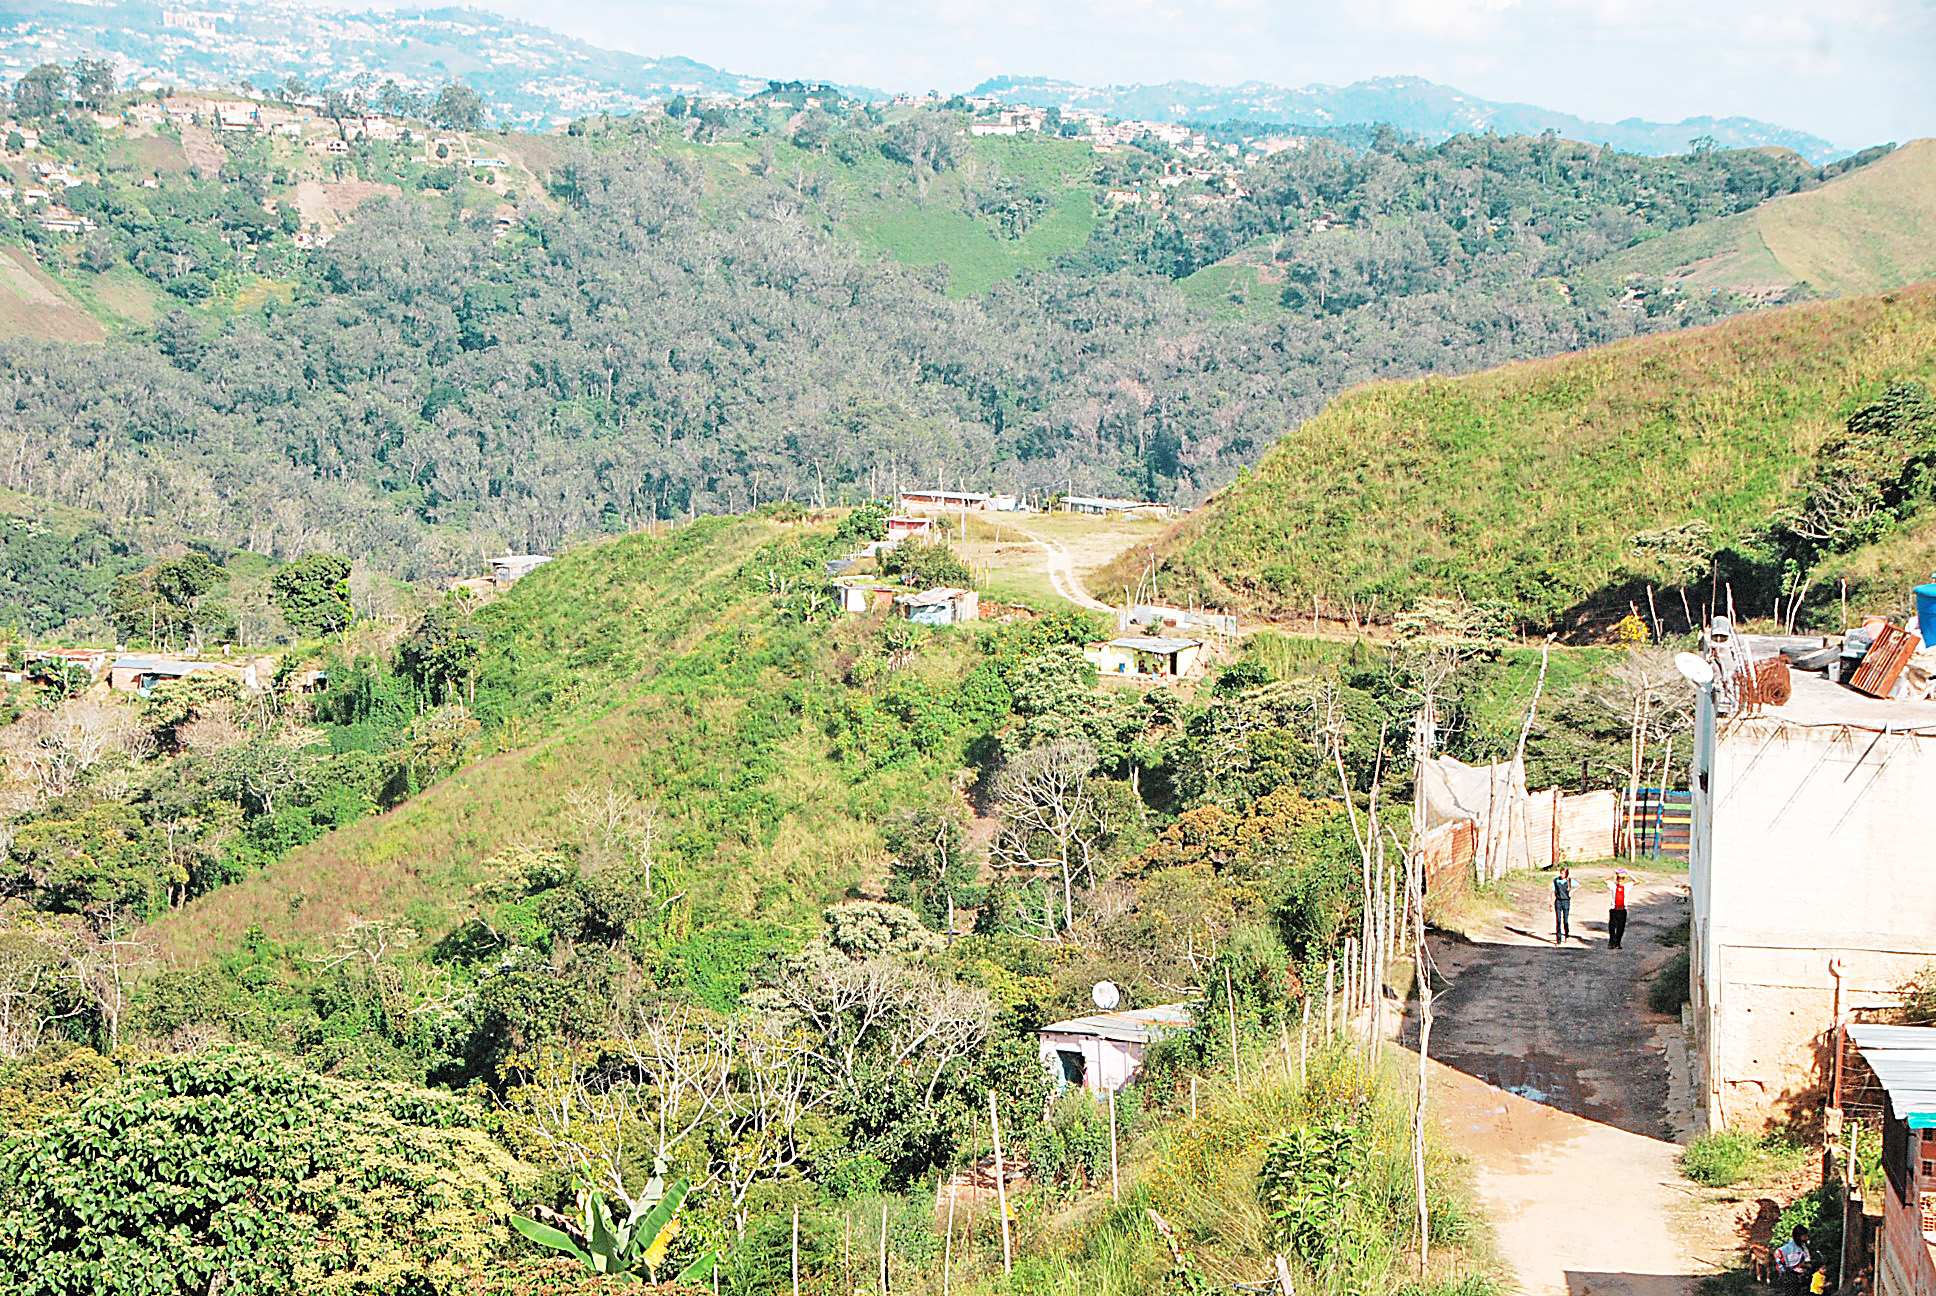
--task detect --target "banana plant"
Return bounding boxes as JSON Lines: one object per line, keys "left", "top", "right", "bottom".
{"left": 513, "top": 1175, "right": 699, "bottom": 1282}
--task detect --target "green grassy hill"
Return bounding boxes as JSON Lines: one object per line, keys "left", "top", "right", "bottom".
{"left": 146, "top": 515, "right": 1019, "bottom": 960}
{"left": 1589, "top": 139, "right": 1936, "bottom": 300}
{"left": 1096, "top": 283, "right": 1936, "bottom": 631}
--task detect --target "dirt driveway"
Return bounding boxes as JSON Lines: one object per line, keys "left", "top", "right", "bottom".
{"left": 1421, "top": 869, "right": 1714, "bottom": 1296}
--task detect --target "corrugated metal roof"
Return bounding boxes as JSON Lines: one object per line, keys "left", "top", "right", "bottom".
{"left": 901, "top": 587, "right": 973, "bottom": 606}
{"left": 1039, "top": 1003, "right": 1194, "bottom": 1044}
{"left": 1109, "top": 636, "right": 1202, "bottom": 654}
{"left": 1849, "top": 1024, "right": 1936, "bottom": 1126}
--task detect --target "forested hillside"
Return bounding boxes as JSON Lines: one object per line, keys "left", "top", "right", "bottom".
{"left": 0, "top": 501, "right": 1579, "bottom": 1291}
{"left": 1099, "top": 283, "right": 1936, "bottom": 632}
{"left": 0, "top": 78, "right": 1903, "bottom": 621}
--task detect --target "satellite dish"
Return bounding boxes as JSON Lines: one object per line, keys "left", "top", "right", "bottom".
{"left": 1674, "top": 652, "right": 1716, "bottom": 686}
{"left": 1091, "top": 981, "right": 1121, "bottom": 1011}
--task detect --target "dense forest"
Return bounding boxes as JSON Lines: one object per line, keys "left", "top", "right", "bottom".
{"left": 0, "top": 74, "right": 1885, "bottom": 618}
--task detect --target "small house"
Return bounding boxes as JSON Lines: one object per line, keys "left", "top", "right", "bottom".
{"left": 107, "top": 657, "right": 224, "bottom": 695}
{"left": 835, "top": 581, "right": 897, "bottom": 614}
{"left": 1850, "top": 1025, "right": 1936, "bottom": 1296}
{"left": 899, "top": 587, "right": 978, "bottom": 626}
{"left": 1085, "top": 636, "right": 1206, "bottom": 679}
{"left": 897, "top": 490, "right": 988, "bottom": 512}
{"left": 883, "top": 515, "right": 934, "bottom": 543}
{"left": 489, "top": 554, "right": 552, "bottom": 586}
{"left": 1061, "top": 494, "right": 1172, "bottom": 518}
{"left": 1038, "top": 1003, "right": 1193, "bottom": 1094}
{"left": 1690, "top": 655, "right": 1936, "bottom": 1131}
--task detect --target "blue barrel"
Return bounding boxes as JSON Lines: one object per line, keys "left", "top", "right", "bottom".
{"left": 1917, "top": 582, "right": 1936, "bottom": 642}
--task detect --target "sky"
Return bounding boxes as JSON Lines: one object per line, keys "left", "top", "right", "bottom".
{"left": 464, "top": 0, "right": 1934, "bottom": 151}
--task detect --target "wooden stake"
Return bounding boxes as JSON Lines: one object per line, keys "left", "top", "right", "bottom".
{"left": 943, "top": 1164, "right": 957, "bottom": 1295}
{"left": 1190, "top": 1075, "right": 1198, "bottom": 1118}
{"left": 1325, "top": 960, "right": 1335, "bottom": 1036}
{"left": 1225, "top": 965, "right": 1242, "bottom": 1094}
{"left": 880, "top": 1200, "right": 889, "bottom": 1294}
{"left": 989, "top": 1090, "right": 1011, "bottom": 1276}
{"left": 1108, "top": 1086, "right": 1120, "bottom": 1203}
{"left": 792, "top": 1205, "right": 800, "bottom": 1296}
{"left": 1300, "top": 997, "right": 1310, "bottom": 1083}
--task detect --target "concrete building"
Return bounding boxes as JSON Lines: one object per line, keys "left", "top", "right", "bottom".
{"left": 1690, "top": 667, "right": 1936, "bottom": 1132}
{"left": 1062, "top": 494, "right": 1171, "bottom": 518}
{"left": 1038, "top": 1003, "right": 1192, "bottom": 1094}
{"left": 489, "top": 554, "right": 552, "bottom": 586}
{"left": 898, "top": 490, "right": 988, "bottom": 512}
{"left": 834, "top": 581, "right": 896, "bottom": 615}
{"left": 883, "top": 515, "right": 934, "bottom": 543}
{"left": 1086, "top": 636, "right": 1206, "bottom": 679}
{"left": 1850, "top": 1025, "right": 1936, "bottom": 1296}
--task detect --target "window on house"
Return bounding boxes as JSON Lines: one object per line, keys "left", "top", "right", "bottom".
{"left": 1057, "top": 1049, "right": 1086, "bottom": 1087}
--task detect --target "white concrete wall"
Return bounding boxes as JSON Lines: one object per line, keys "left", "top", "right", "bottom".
{"left": 1694, "top": 716, "right": 1936, "bottom": 1130}
{"left": 1038, "top": 1031, "right": 1146, "bottom": 1094}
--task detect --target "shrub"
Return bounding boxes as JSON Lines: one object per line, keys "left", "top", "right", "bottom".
{"left": 1649, "top": 948, "right": 1691, "bottom": 1015}
{"left": 1898, "top": 962, "right": 1936, "bottom": 1024}
{"left": 0, "top": 1044, "right": 537, "bottom": 1294}
{"left": 1680, "top": 1128, "right": 1810, "bottom": 1187}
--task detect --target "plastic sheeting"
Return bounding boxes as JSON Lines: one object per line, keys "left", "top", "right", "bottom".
{"left": 1417, "top": 755, "right": 1536, "bottom": 883}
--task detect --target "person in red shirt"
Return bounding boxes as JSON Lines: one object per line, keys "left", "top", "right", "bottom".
{"left": 1608, "top": 870, "right": 1630, "bottom": 949}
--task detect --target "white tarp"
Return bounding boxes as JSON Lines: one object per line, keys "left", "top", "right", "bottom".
{"left": 1417, "top": 755, "right": 1535, "bottom": 882}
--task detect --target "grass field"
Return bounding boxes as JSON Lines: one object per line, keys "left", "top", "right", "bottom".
{"left": 1095, "top": 282, "right": 1936, "bottom": 631}
{"left": 948, "top": 511, "right": 1172, "bottom": 611}
{"left": 1590, "top": 139, "right": 1936, "bottom": 299}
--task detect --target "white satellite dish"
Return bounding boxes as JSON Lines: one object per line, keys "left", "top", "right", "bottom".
{"left": 1674, "top": 652, "right": 1715, "bottom": 686}
{"left": 1091, "top": 981, "right": 1122, "bottom": 1011}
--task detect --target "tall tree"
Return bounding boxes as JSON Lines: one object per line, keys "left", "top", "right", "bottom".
{"left": 269, "top": 553, "right": 353, "bottom": 637}
{"left": 429, "top": 83, "right": 486, "bottom": 131}
{"left": 12, "top": 64, "right": 66, "bottom": 118}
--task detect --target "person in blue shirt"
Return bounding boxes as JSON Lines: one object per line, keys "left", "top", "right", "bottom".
{"left": 1552, "top": 867, "right": 1573, "bottom": 944}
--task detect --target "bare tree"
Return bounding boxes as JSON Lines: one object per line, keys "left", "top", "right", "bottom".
{"left": 991, "top": 738, "right": 1100, "bottom": 931}
{"left": 0, "top": 697, "right": 152, "bottom": 804}
{"left": 43, "top": 910, "right": 155, "bottom": 1054}
{"left": 754, "top": 950, "right": 991, "bottom": 1104}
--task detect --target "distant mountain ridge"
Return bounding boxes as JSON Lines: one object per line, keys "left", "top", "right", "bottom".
{"left": 974, "top": 74, "right": 1848, "bottom": 163}
{"left": 0, "top": 0, "right": 779, "bottom": 128}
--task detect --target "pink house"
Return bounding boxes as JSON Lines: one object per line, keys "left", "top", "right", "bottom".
{"left": 1038, "top": 1003, "right": 1193, "bottom": 1094}
{"left": 884, "top": 515, "right": 934, "bottom": 543}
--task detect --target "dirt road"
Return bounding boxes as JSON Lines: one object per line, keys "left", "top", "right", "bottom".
{"left": 1422, "top": 870, "right": 1710, "bottom": 1296}
{"left": 1003, "top": 520, "right": 1117, "bottom": 614}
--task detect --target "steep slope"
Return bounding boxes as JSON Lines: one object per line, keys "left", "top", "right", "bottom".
{"left": 1590, "top": 140, "right": 1936, "bottom": 300}
{"left": 1096, "top": 284, "right": 1936, "bottom": 628}
{"left": 145, "top": 515, "right": 1001, "bottom": 959}
{"left": 0, "top": 248, "right": 104, "bottom": 344}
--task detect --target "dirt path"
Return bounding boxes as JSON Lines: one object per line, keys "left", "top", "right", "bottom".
{"left": 1422, "top": 869, "right": 1711, "bottom": 1296}
{"left": 1004, "top": 520, "right": 1117, "bottom": 614}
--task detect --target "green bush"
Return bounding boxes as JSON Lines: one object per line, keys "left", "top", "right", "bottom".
{"left": 1680, "top": 1128, "right": 1810, "bottom": 1187}
{"left": 1649, "top": 948, "right": 1691, "bottom": 1014}
{"left": 0, "top": 1044, "right": 536, "bottom": 1294}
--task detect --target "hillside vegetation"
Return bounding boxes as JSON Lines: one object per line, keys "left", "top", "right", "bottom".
{"left": 1590, "top": 140, "right": 1936, "bottom": 300}
{"left": 1099, "top": 283, "right": 1936, "bottom": 630}
{"left": 0, "top": 80, "right": 1900, "bottom": 625}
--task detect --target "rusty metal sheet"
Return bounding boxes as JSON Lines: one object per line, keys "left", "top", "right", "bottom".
{"left": 1848, "top": 623, "right": 1922, "bottom": 698}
